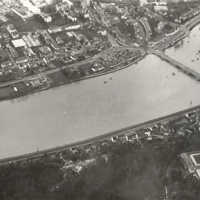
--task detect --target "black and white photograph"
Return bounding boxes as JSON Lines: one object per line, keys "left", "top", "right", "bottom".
{"left": 0, "top": 0, "right": 200, "bottom": 199}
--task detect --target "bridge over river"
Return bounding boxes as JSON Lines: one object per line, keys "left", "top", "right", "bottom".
{"left": 184, "top": 14, "right": 200, "bottom": 30}
{"left": 151, "top": 50, "right": 200, "bottom": 81}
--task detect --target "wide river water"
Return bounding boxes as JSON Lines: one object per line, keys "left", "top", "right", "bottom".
{"left": 1, "top": 25, "right": 200, "bottom": 158}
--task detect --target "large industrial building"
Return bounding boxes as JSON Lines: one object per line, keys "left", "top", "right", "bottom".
{"left": 180, "top": 151, "right": 200, "bottom": 180}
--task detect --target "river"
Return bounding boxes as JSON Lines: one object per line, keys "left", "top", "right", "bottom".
{"left": 1, "top": 27, "right": 200, "bottom": 158}
{"left": 166, "top": 24, "right": 200, "bottom": 73}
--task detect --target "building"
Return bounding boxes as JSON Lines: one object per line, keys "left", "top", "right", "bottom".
{"left": 22, "top": 34, "right": 41, "bottom": 47}
{"left": 30, "top": 0, "right": 54, "bottom": 8}
{"left": 180, "top": 151, "right": 200, "bottom": 180}
{"left": 154, "top": 4, "right": 168, "bottom": 12}
{"left": 178, "top": 6, "right": 200, "bottom": 23}
{"left": 12, "top": 39, "right": 26, "bottom": 48}
{"left": 62, "top": 158, "right": 96, "bottom": 174}
{"left": 15, "top": 56, "right": 28, "bottom": 65}
{"left": 6, "top": 24, "right": 19, "bottom": 39}
{"left": 40, "top": 13, "right": 52, "bottom": 23}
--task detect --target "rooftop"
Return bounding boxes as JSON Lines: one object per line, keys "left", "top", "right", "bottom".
{"left": 180, "top": 151, "right": 200, "bottom": 179}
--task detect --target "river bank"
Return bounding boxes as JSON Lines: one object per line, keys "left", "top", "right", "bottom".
{"left": 0, "top": 53, "right": 199, "bottom": 158}
{"left": 1, "top": 13, "right": 200, "bottom": 102}
{"left": 0, "top": 101, "right": 200, "bottom": 165}
{"left": 1, "top": 15, "right": 200, "bottom": 159}
{"left": 0, "top": 51, "right": 145, "bottom": 102}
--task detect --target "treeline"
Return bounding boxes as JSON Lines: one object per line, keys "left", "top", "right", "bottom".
{"left": 1, "top": 133, "right": 200, "bottom": 200}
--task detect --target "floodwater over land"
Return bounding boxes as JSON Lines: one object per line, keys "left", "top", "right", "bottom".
{"left": 1, "top": 25, "right": 200, "bottom": 158}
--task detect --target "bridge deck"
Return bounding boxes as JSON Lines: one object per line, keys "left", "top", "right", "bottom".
{"left": 152, "top": 50, "right": 200, "bottom": 81}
